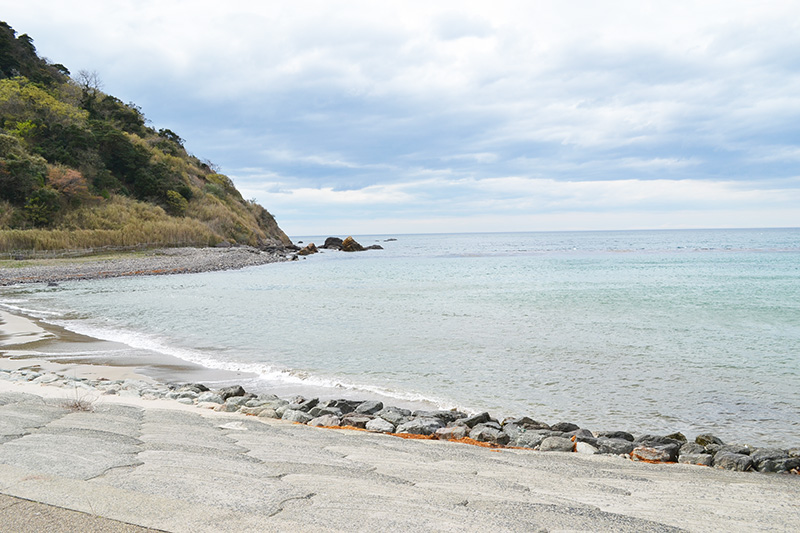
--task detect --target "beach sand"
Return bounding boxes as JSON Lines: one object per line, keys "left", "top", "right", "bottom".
{"left": 1, "top": 309, "right": 799, "bottom": 532}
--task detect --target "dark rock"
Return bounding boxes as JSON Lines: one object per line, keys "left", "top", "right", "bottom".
{"left": 322, "top": 237, "right": 343, "bottom": 249}
{"left": 550, "top": 422, "right": 580, "bottom": 433}
{"left": 297, "top": 243, "right": 318, "bottom": 256}
{"left": 595, "top": 431, "right": 634, "bottom": 442}
{"left": 511, "top": 430, "right": 550, "bottom": 449}
{"left": 564, "top": 429, "right": 595, "bottom": 442}
{"left": 713, "top": 444, "right": 752, "bottom": 456}
{"left": 181, "top": 383, "right": 210, "bottom": 394}
{"left": 355, "top": 400, "right": 384, "bottom": 415}
{"left": 324, "top": 399, "right": 361, "bottom": 414}
{"left": 377, "top": 406, "right": 412, "bottom": 426}
{"left": 679, "top": 442, "right": 707, "bottom": 456}
{"left": 308, "top": 415, "right": 341, "bottom": 427}
{"left": 364, "top": 245, "right": 383, "bottom": 250}
{"left": 340, "top": 414, "right": 374, "bottom": 429}
{"left": 714, "top": 452, "right": 753, "bottom": 471}
{"left": 750, "top": 449, "right": 800, "bottom": 473}
{"left": 282, "top": 409, "right": 313, "bottom": 424}
{"left": 696, "top": 434, "right": 725, "bottom": 447}
{"left": 287, "top": 398, "right": 319, "bottom": 412}
{"left": 463, "top": 412, "right": 491, "bottom": 428}
{"left": 631, "top": 444, "right": 679, "bottom": 463}
{"left": 396, "top": 418, "right": 446, "bottom": 436}
{"left": 539, "top": 436, "right": 575, "bottom": 452}
{"left": 341, "top": 236, "right": 365, "bottom": 252}
{"left": 365, "top": 418, "right": 395, "bottom": 433}
{"left": 635, "top": 434, "right": 683, "bottom": 447}
{"left": 503, "top": 417, "right": 551, "bottom": 430}
{"left": 412, "top": 410, "right": 467, "bottom": 423}
{"left": 469, "top": 424, "right": 510, "bottom": 445}
{"left": 679, "top": 454, "right": 713, "bottom": 467}
{"left": 218, "top": 385, "right": 246, "bottom": 401}
{"left": 665, "top": 432, "right": 688, "bottom": 443}
{"left": 308, "top": 406, "right": 344, "bottom": 418}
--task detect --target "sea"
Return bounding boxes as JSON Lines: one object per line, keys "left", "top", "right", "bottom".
{"left": 2, "top": 228, "right": 799, "bottom": 448}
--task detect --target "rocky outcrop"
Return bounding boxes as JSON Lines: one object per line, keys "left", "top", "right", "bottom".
{"left": 297, "top": 243, "right": 318, "bottom": 255}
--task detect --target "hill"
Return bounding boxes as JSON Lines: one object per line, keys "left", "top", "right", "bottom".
{"left": 0, "top": 21, "right": 291, "bottom": 253}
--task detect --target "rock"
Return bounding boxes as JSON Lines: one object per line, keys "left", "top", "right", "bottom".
{"left": 436, "top": 426, "right": 469, "bottom": 441}
{"left": 564, "top": 429, "right": 595, "bottom": 442}
{"left": 635, "top": 434, "right": 683, "bottom": 447}
{"left": 503, "top": 417, "right": 550, "bottom": 430}
{"left": 550, "top": 422, "right": 580, "bottom": 433}
{"left": 282, "top": 409, "right": 314, "bottom": 424}
{"left": 340, "top": 414, "right": 374, "bottom": 429}
{"left": 308, "top": 406, "right": 344, "bottom": 418}
{"left": 308, "top": 415, "right": 341, "bottom": 427}
{"left": 218, "top": 385, "right": 246, "bottom": 401}
{"left": 396, "top": 418, "right": 446, "bottom": 436}
{"left": 595, "top": 431, "right": 634, "bottom": 442}
{"left": 324, "top": 399, "right": 361, "bottom": 414}
{"left": 297, "top": 243, "right": 318, "bottom": 255}
{"left": 576, "top": 441, "right": 600, "bottom": 454}
{"left": 714, "top": 452, "right": 753, "bottom": 472}
{"left": 468, "top": 424, "right": 510, "bottom": 445}
{"left": 341, "top": 236, "right": 365, "bottom": 252}
{"left": 665, "top": 432, "right": 688, "bottom": 443}
{"left": 631, "top": 444, "right": 679, "bottom": 463}
{"left": 287, "top": 398, "right": 319, "bottom": 412}
{"left": 355, "top": 400, "right": 384, "bottom": 415}
{"left": 539, "top": 437, "right": 575, "bottom": 452}
{"left": 225, "top": 396, "right": 251, "bottom": 408}
{"left": 377, "top": 406, "right": 412, "bottom": 426}
{"left": 596, "top": 437, "right": 637, "bottom": 455}
{"left": 512, "top": 430, "right": 550, "bottom": 449}
{"left": 215, "top": 402, "right": 243, "bottom": 413}
{"left": 365, "top": 418, "right": 395, "bottom": 433}
{"left": 463, "top": 412, "right": 491, "bottom": 428}
{"left": 679, "top": 453, "right": 713, "bottom": 467}
{"left": 364, "top": 245, "right": 383, "bottom": 250}
{"left": 750, "top": 449, "right": 800, "bottom": 473}
{"left": 412, "top": 410, "right": 467, "bottom": 423}
{"left": 239, "top": 406, "right": 269, "bottom": 416}
{"left": 256, "top": 408, "right": 280, "bottom": 419}
{"left": 180, "top": 383, "right": 210, "bottom": 394}
{"left": 715, "top": 444, "right": 752, "bottom": 456}
{"left": 322, "top": 237, "right": 343, "bottom": 249}
{"left": 696, "top": 434, "right": 725, "bottom": 447}
{"left": 679, "top": 442, "right": 707, "bottom": 456}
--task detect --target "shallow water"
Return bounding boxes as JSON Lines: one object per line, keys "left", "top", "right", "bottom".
{"left": 2, "top": 228, "right": 799, "bottom": 447}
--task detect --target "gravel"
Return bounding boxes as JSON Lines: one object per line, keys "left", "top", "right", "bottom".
{"left": 0, "top": 246, "right": 289, "bottom": 286}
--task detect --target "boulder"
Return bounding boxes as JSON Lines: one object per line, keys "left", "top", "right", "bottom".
{"left": 364, "top": 245, "right": 384, "bottom": 250}
{"left": 597, "top": 438, "right": 638, "bottom": 456}
{"left": 308, "top": 406, "right": 344, "bottom": 418}
{"left": 595, "top": 431, "right": 634, "bottom": 442}
{"left": 179, "top": 383, "right": 210, "bottom": 394}
{"left": 196, "top": 392, "right": 224, "bottom": 404}
{"left": 340, "top": 414, "right": 374, "bottom": 429}
{"left": 324, "top": 399, "right": 361, "bottom": 414}
{"left": 634, "top": 434, "right": 684, "bottom": 447}
{"left": 468, "top": 424, "right": 510, "bottom": 445}
{"left": 308, "top": 415, "right": 341, "bottom": 427}
{"left": 341, "top": 236, "right": 365, "bottom": 252}
{"left": 365, "top": 418, "right": 395, "bottom": 433}
{"left": 713, "top": 452, "right": 753, "bottom": 472}
{"left": 631, "top": 444, "right": 679, "bottom": 463}
{"left": 217, "top": 385, "right": 247, "bottom": 401}
{"left": 576, "top": 441, "right": 600, "bottom": 454}
{"left": 297, "top": 243, "right": 318, "bottom": 256}
{"left": 282, "top": 409, "right": 314, "bottom": 424}
{"left": 679, "top": 442, "right": 707, "bottom": 456}
{"left": 564, "top": 429, "right": 595, "bottom": 442}
{"left": 396, "top": 418, "right": 446, "bottom": 436}
{"left": 750, "top": 449, "right": 800, "bottom": 473}
{"left": 678, "top": 453, "right": 713, "bottom": 467}
{"left": 436, "top": 426, "right": 469, "bottom": 441}
{"left": 539, "top": 436, "right": 575, "bottom": 452}
{"left": 713, "top": 444, "right": 752, "bottom": 456}
{"left": 377, "top": 406, "right": 412, "bottom": 426}
{"left": 287, "top": 398, "right": 319, "bottom": 412}
{"left": 322, "top": 237, "right": 343, "bottom": 249}
{"left": 412, "top": 410, "right": 467, "bottom": 423}
{"left": 463, "top": 412, "right": 491, "bottom": 428}
{"left": 696, "top": 434, "right": 725, "bottom": 447}
{"left": 550, "top": 422, "right": 580, "bottom": 433}
{"left": 512, "top": 430, "right": 551, "bottom": 449}
{"left": 665, "top": 432, "right": 688, "bottom": 443}
{"left": 256, "top": 408, "right": 280, "bottom": 419}
{"left": 503, "top": 417, "right": 551, "bottom": 430}
{"left": 355, "top": 400, "right": 384, "bottom": 415}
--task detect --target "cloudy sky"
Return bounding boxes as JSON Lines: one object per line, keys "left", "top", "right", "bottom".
{"left": 3, "top": 1, "right": 799, "bottom": 235}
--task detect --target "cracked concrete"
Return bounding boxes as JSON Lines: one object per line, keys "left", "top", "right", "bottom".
{"left": 0, "top": 390, "right": 798, "bottom": 532}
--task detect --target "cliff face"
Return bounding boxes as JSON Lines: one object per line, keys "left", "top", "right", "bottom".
{"left": 0, "top": 21, "right": 291, "bottom": 251}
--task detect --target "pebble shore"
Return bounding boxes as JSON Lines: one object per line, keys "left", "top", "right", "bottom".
{"left": 3, "top": 366, "right": 798, "bottom": 476}
{"left": 0, "top": 246, "right": 289, "bottom": 286}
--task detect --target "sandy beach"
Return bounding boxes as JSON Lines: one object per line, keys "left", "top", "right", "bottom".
{"left": 1, "top": 307, "right": 799, "bottom": 532}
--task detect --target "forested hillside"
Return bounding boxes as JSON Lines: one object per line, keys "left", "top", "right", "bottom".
{"left": 0, "top": 22, "right": 291, "bottom": 252}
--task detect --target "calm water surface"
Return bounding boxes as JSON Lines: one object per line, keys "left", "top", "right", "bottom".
{"left": 2, "top": 228, "right": 799, "bottom": 447}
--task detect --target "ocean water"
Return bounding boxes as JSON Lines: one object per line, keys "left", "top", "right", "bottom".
{"left": 2, "top": 228, "right": 799, "bottom": 447}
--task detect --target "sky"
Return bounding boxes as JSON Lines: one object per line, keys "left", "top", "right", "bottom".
{"left": 2, "top": 1, "right": 799, "bottom": 236}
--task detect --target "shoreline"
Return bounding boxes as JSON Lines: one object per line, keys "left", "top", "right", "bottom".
{"left": 0, "top": 245, "right": 290, "bottom": 286}
{"left": 2, "top": 308, "right": 798, "bottom": 477}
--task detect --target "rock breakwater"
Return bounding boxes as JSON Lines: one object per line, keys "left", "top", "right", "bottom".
{"left": 3, "top": 366, "right": 798, "bottom": 475}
